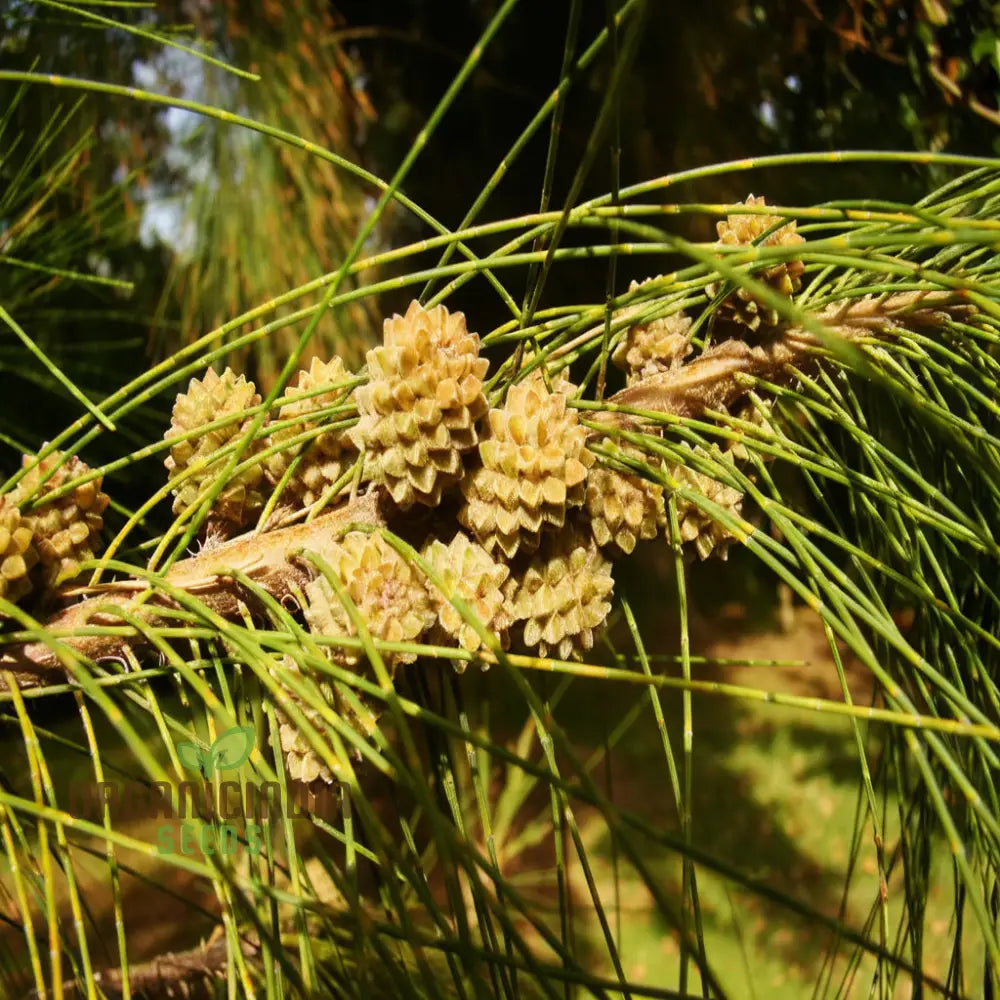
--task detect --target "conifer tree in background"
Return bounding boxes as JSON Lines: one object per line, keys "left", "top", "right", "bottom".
{"left": 2, "top": 2, "right": 1000, "bottom": 998}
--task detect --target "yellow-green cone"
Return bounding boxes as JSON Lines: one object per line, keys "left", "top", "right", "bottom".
{"left": 350, "top": 301, "right": 489, "bottom": 508}
{"left": 459, "top": 373, "right": 594, "bottom": 559}
{"left": 612, "top": 282, "right": 693, "bottom": 384}
{"left": 585, "top": 442, "right": 665, "bottom": 555}
{"left": 668, "top": 447, "right": 744, "bottom": 560}
{"left": 275, "top": 656, "right": 355, "bottom": 786}
{"left": 0, "top": 496, "right": 38, "bottom": 602}
{"left": 504, "top": 523, "right": 614, "bottom": 660}
{"left": 265, "top": 356, "right": 358, "bottom": 510}
{"left": 726, "top": 397, "right": 776, "bottom": 465}
{"left": 286, "top": 531, "right": 436, "bottom": 782}
{"left": 302, "top": 530, "right": 435, "bottom": 669}
{"left": 707, "top": 195, "right": 805, "bottom": 333}
{"left": 164, "top": 367, "right": 266, "bottom": 535}
{"left": 9, "top": 450, "right": 109, "bottom": 589}
{"left": 422, "top": 531, "right": 511, "bottom": 660}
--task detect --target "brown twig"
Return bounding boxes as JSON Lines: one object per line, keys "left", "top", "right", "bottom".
{"left": 599, "top": 291, "right": 971, "bottom": 424}
{"left": 0, "top": 490, "right": 385, "bottom": 689}
{"left": 0, "top": 292, "right": 971, "bottom": 690}
{"left": 62, "top": 935, "right": 260, "bottom": 1000}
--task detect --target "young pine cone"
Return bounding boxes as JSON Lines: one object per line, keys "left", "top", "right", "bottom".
{"left": 265, "top": 356, "right": 357, "bottom": 510}
{"left": 707, "top": 195, "right": 805, "bottom": 333}
{"left": 459, "top": 373, "right": 594, "bottom": 559}
{"left": 276, "top": 656, "right": 360, "bottom": 785}
{"left": 0, "top": 496, "right": 38, "bottom": 602}
{"left": 612, "top": 282, "right": 693, "bottom": 384}
{"left": 505, "top": 524, "right": 614, "bottom": 661}
{"left": 303, "top": 530, "right": 435, "bottom": 670}
{"left": 8, "top": 450, "right": 109, "bottom": 589}
{"left": 422, "top": 531, "right": 511, "bottom": 660}
{"left": 726, "top": 397, "right": 776, "bottom": 465}
{"left": 585, "top": 441, "right": 665, "bottom": 556}
{"left": 164, "top": 367, "right": 266, "bottom": 535}
{"left": 349, "top": 300, "right": 489, "bottom": 508}
{"left": 668, "top": 450, "right": 744, "bottom": 560}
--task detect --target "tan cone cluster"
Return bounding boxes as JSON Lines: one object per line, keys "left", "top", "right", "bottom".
{"left": 422, "top": 532, "right": 511, "bottom": 658}
{"left": 8, "top": 450, "right": 109, "bottom": 589}
{"left": 669, "top": 450, "right": 744, "bottom": 560}
{"left": 275, "top": 656, "right": 368, "bottom": 786}
{"left": 613, "top": 283, "right": 693, "bottom": 384}
{"left": 585, "top": 441, "right": 665, "bottom": 556}
{"left": 277, "top": 657, "right": 341, "bottom": 785}
{"left": 459, "top": 373, "right": 594, "bottom": 559}
{"left": 350, "top": 301, "right": 489, "bottom": 508}
{"left": 726, "top": 398, "right": 776, "bottom": 465}
{"left": 265, "top": 356, "right": 357, "bottom": 509}
{"left": 164, "top": 367, "right": 265, "bottom": 534}
{"left": 707, "top": 195, "right": 805, "bottom": 333}
{"left": 292, "top": 532, "right": 435, "bottom": 780}
{"left": 303, "top": 530, "right": 435, "bottom": 670}
{"left": 0, "top": 496, "right": 38, "bottom": 602}
{"left": 505, "top": 524, "right": 614, "bottom": 660}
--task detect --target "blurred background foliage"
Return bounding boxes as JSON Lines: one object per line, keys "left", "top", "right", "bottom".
{"left": 3, "top": 1, "right": 1000, "bottom": 996}
{"left": 4, "top": 1, "right": 1000, "bottom": 440}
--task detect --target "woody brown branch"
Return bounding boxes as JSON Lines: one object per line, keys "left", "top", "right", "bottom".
{"left": 600, "top": 290, "right": 970, "bottom": 422}
{"left": 0, "top": 490, "right": 385, "bottom": 689}
{"left": 0, "top": 291, "right": 969, "bottom": 690}
{"left": 63, "top": 935, "right": 260, "bottom": 1000}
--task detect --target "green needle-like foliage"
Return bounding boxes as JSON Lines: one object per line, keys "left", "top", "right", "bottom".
{"left": 145, "top": 0, "right": 381, "bottom": 386}
{"left": 2, "top": 3, "right": 1000, "bottom": 999}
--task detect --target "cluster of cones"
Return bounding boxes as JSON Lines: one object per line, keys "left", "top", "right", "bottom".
{"left": 0, "top": 453, "right": 109, "bottom": 605}
{"left": 1, "top": 196, "right": 803, "bottom": 785}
